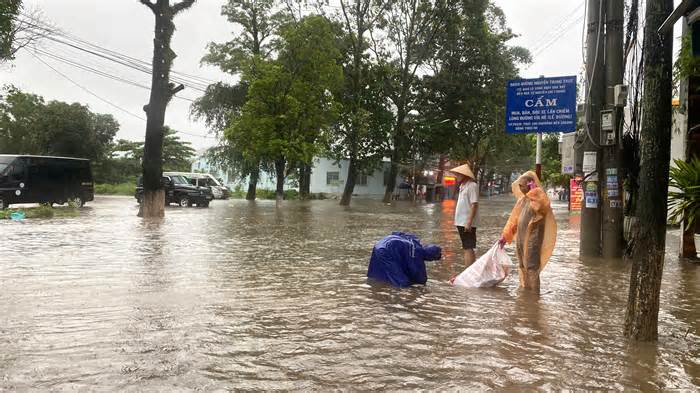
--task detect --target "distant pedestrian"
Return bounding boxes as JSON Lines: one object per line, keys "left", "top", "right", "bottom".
{"left": 498, "top": 171, "right": 557, "bottom": 293}
{"left": 449, "top": 164, "right": 479, "bottom": 267}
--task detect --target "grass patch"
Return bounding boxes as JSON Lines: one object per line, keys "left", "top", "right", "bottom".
{"left": 94, "top": 183, "right": 134, "bottom": 196}
{"left": 1, "top": 204, "right": 80, "bottom": 220}
{"left": 228, "top": 186, "right": 326, "bottom": 200}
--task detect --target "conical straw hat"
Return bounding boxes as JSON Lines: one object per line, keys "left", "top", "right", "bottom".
{"left": 449, "top": 163, "right": 475, "bottom": 180}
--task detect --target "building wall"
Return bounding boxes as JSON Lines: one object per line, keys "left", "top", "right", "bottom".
{"left": 191, "top": 154, "right": 394, "bottom": 196}
{"left": 671, "top": 107, "right": 688, "bottom": 165}
{"left": 309, "top": 157, "right": 389, "bottom": 195}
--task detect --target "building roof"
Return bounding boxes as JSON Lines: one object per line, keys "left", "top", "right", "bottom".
{"left": 660, "top": 0, "right": 700, "bottom": 33}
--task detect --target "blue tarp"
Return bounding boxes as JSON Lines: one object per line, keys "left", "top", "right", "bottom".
{"left": 367, "top": 232, "right": 442, "bottom": 288}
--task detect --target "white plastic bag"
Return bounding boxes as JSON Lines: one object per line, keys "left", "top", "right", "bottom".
{"left": 452, "top": 243, "right": 512, "bottom": 288}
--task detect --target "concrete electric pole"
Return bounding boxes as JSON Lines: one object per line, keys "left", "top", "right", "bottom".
{"left": 601, "top": 0, "right": 625, "bottom": 258}
{"left": 580, "top": 0, "right": 605, "bottom": 257}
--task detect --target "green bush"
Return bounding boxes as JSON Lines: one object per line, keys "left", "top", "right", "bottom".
{"left": 227, "top": 188, "right": 325, "bottom": 200}
{"left": 32, "top": 204, "right": 55, "bottom": 218}
{"left": 1, "top": 205, "right": 80, "bottom": 220}
{"left": 94, "top": 183, "right": 134, "bottom": 196}
{"left": 230, "top": 185, "right": 246, "bottom": 199}
{"left": 284, "top": 189, "right": 299, "bottom": 200}
{"left": 668, "top": 158, "right": 700, "bottom": 228}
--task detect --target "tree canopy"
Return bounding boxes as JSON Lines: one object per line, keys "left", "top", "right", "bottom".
{"left": 0, "top": 86, "right": 119, "bottom": 160}
{"left": 0, "top": 86, "right": 195, "bottom": 184}
{"left": 193, "top": 0, "right": 533, "bottom": 201}
{"left": 225, "top": 14, "right": 343, "bottom": 199}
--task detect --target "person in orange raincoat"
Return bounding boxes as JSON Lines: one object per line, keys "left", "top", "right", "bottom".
{"left": 498, "top": 171, "right": 557, "bottom": 293}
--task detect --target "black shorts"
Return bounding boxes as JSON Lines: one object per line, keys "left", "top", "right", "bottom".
{"left": 457, "top": 226, "right": 477, "bottom": 250}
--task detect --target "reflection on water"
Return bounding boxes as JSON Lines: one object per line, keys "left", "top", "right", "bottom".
{"left": 0, "top": 195, "right": 698, "bottom": 390}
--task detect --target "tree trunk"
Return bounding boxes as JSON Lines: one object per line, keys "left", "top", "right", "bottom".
{"left": 246, "top": 165, "right": 259, "bottom": 200}
{"left": 436, "top": 155, "right": 446, "bottom": 184}
{"left": 383, "top": 120, "right": 404, "bottom": 204}
{"left": 681, "top": 220, "right": 697, "bottom": 258}
{"left": 340, "top": 156, "right": 357, "bottom": 206}
{"left": 299, "top": 163, "right": 311, "bottom": 199}
{"left": 275, "top": 158, "right": 285, "bottom": 202}
{"left": 138, "top": 0, "right": 194, "bottom": 218}
{"left": 624, "top": 0, "right": 674, "bottom": 341}
{"left": 383, "top": 150, "right": 399, "bottom": 204}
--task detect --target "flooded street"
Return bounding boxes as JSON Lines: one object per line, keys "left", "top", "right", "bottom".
{"left": 1, "top": 195, "right": 698, "bottom": 390}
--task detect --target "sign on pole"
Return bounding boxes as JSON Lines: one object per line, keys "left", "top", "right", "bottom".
{"left": 505, "top": 75, "right": 577, "bottom": 134}
{"left": 561, "top": 132, "right": 576, "bottom": 174}
{"left": 570, "top": 177, "right": 583, "bottom": 211}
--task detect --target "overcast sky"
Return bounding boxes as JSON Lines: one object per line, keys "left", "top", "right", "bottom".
{"left": 0, "top": 1, "right": 681, "bottom": 151}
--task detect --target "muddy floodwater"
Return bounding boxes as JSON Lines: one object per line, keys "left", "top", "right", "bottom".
{"left": 1, "top": 196, "right": 698, "bottom": 390}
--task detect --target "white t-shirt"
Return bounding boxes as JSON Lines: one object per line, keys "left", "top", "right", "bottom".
{"left": 454, "top": 181, "right": 479, "bottom": 228}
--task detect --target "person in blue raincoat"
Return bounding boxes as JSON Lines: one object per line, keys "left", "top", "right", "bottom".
{"left": 367, "top": 232, "right": 442, "bottom": 288}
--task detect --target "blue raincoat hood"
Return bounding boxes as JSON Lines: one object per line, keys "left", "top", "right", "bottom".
{"left": 367, "top": 232, "right": 442, "bottom": 288}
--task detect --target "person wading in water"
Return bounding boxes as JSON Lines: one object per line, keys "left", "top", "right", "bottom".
{"left": 499, "top": 171, "right": 556, "bottom": 293}
{"left": 450, "top": 164, "right": 479, "bottom": 268}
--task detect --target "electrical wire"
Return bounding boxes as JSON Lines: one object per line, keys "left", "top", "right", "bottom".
{"left": 28, "top": 51, "right": 213, "bottom": 139}
{"left": 530, "top": 15, "right": 585, "bottom": 59}
{"left": 582, "top": 0, "right": 588, "bottom": 64}
{"left": 16, "top": 13, "right": 214, "bottom": 92}
{"left": 28, "top": 51, "right": 148, "bottom": 122}
{"left": 529, "top": 1, "right": 585, "bottom": 55}
{"left": 28, "top": 46, "right": 197, "bottom": 102}
{"left": 583, "top": 0, "right": 604, "bottom": 149}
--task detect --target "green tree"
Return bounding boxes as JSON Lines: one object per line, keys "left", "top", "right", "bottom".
{"left": 194, "top": 0, "right": 288, "bottom": 200}
{"left": 0, "top": 0, "right": 21, "bottom": 60}
{"left": 376, "top": 0, "right": 448, "bottom": 203}
{"left": 330, "top": 0, "right": 393, "bottom": 206}
{"left": 1, "top": 2, "right": 49, "bottom": 62}
{"left": 0, "top": 86, "right": 119, "bottom": 160}
{"left": 225, "top": 15, "right": 343, "bottom": 201}
{"left": 538, "top": 133, "right": 569, "bottom": 187}
{"left": 0, "top": 85, "right": 44, "bottom": 153}
{"left": 94, "top": 128, "right": 195, "bottom": 183}
{"left": 161, "top": 127, "right": 196, "bottom": 171}
{"left": 418, "top": 1, "right": 530, "bottom": 178}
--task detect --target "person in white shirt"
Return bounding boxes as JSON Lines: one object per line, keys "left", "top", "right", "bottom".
{"left": 450, "top": 164, "right": 479, "bottom": 267}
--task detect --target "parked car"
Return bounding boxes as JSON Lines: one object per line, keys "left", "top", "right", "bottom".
{"left": 135, "top": 174, "right": 213, "bottom": 207}
{"left": 0, "top": 154, "right": 94, "bottom": 209}
{"left": 164, "top": 171, "right": 230, "bottom": 199}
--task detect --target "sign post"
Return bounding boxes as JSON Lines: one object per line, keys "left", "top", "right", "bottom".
{"left": 505, "top": 75, "right": 577, "bottom": 181}
{"left": 536, "top": 133, "right": 543, "bottom": 180}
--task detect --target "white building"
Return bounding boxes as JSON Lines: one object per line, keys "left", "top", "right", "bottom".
{"left": 191, "top": 153, "right": 395, "bottom": 197}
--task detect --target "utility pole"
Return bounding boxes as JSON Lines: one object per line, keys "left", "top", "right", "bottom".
{"left": 602, "top": 0, "right": 625, "bottom": 258}
{"left": 580, "top": 0, "right": 605, "bottom": 257}
{"left": 536, "top": 75, "right": 544, "bottom": 181}
{"left": 536, "top": 133, "right": 543, "bottom": 180}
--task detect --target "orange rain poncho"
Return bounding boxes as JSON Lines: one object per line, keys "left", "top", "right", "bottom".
{"left": 501, "top": 171, "right": 557, "bottom": 292}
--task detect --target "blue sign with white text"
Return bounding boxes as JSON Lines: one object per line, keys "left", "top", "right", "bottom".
{"left": 505, "top": 75, "right": 577, "bottom": 134}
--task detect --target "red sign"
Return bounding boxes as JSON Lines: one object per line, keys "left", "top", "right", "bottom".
{"left": 570, "top": 178, "right": 582, "bottom": 211}
{"left": 443, "top": 176, "right": 456, "bottom": 186}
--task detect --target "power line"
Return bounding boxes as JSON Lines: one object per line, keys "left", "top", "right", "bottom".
{"left": 29, "top": 51, "right": 148, "bottom": 122}
{"left": 17, "top": 13, "right": 214, "bottom": 92}
{"left": 528, "top": 1, "right": 585, "bottom": 53}
{"left": 28, "top": 46, "right": 198, "bottom": 102}
{"left": 531, "top": 15, "right": 585, "bottom": 59}
{"left": 28, "top": 51, "right": 214, "bottom": 139}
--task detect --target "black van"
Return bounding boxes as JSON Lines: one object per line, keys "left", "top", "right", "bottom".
{"left": 0, "top": 154, "right": 94, "bottom": 209}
